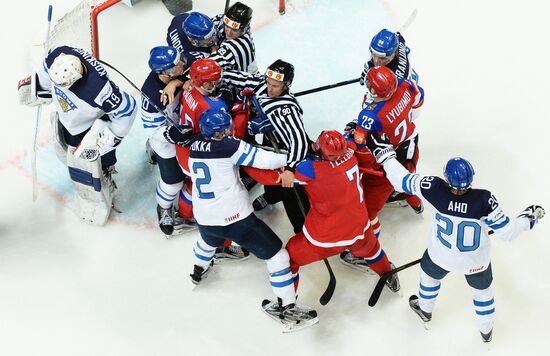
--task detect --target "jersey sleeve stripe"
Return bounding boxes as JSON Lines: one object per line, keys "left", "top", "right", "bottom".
{"left": 485, "top": 216, "right": 510, "bottom": 230}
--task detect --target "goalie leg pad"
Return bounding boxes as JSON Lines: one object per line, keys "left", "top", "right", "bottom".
{"left": 67, "top": 147, "right": 116, "bottom": 226}
{"left": 50, "top": 112, "right": 69, "bottom": 165}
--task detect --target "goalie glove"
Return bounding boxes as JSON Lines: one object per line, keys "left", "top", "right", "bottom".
{"left": 163, "top": 125, "right": 193, "bottom": 146}
{"left": 18, "top": 73, "right": 52, "bottom": 107}
{"left": 518, "top": 205, "right": 545, "bottom": 229}
{"left": 365, "top": 132, "right": 396, "bottom": 165}
{"left": 73, "top": 120, "right": 122, "bottom": 162}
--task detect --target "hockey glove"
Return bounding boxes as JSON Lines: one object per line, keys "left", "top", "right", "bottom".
{"left": 240, "top": 89, "right": 256, "bottom": 98}
{"left": 365, "top": 132, "right": 396, "bottom": 165}
{"left": 163, "top": 125, "right": 193, "bottom": 146}
{"left": 217, "top": 86, "right": 235, "bottom": 107}
{"left": 518, "top": 205, "right": 545, "bottom": 229}
{"left": 247, "top": 112, "right": 274, "bottom": 135}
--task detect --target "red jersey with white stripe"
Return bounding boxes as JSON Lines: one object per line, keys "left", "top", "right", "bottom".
{"left": 356, "top": 79, "right": 424, "bottom": 147}
{"left": 294, "top": 149, "right": 370, "bottom": 247}
{"left": 179, "top": 88, "right": 228, "bottom": 135}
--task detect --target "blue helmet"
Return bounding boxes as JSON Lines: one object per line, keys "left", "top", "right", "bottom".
{"left": 199, "top": 109, "right": 232, "bottom": 138}
{"left": 444, "top": 157, "right": 475, "bottom": 190}
{"left": 148, "top": 46, "right": 180, "bottom": 73}
{"left": 370, "top": 29, "right": 398, "bottom": 57}
{"left": 183, "top": 12, "right": 215, "bottom": 41}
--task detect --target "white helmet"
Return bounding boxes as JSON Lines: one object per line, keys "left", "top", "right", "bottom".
{"left": 49, "top": 53, "right": 83, "bottom": 87}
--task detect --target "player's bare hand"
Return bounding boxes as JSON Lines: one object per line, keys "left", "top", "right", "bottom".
{"left": 161, "top": 79, "right": 182, "bottom": 105}
{"left": 277, "top": 170, "right": 295, "bottom": 188}
{"left": 183, "top": 79, "right": 193, "bottom": 92}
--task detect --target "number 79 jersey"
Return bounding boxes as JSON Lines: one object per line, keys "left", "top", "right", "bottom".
{"left": 404, "top": 175, "right": 509, "bottom": 275}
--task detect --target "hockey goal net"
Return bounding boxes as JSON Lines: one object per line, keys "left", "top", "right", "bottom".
{"left": 46, "top": 0, "right": 122, "bottom": 59}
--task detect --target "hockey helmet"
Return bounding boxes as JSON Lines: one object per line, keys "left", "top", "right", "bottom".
{"left": 367, "top": 66, "right": 397, "bottom": 99}
{"left": 370, "top": 29, "right": 399, "bottom": 57}
{"left": 190, "top": 58, "right": 222, "bottom": 90}
{"left": 148, "top": 46, "right": 181, "bottom": 73}
{"left": 49, "top": 53, "right": 83, "bottom": 87}
{"left": 183, "top": 12, "right": 216, "bottom": 46}
{"left": 224, "top": 2, "right": 253, "bottom": 31}
{"left": 199, "top": 109, "right": 232, "bottom": 138}
{"left": 444, "top": 157, "right": 475, "bottom": 190}
{"left": 314, "top": 130, "right": 347, "bottom": 161}
{"left": 266, "top": 59, "right": 295, "bottom": 87}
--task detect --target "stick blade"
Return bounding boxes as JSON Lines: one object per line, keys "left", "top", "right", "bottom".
{"left": 368, "top": 276, "right": 387, "bottom": 307}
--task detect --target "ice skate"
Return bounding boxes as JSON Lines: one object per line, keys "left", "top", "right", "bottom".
{"left": 410, "top": 202, "right": 424, "bottom": 214}
{"left": 385, "top": 263, "right": 401, "bottom": 292}
{"left": 261, "top": 298, "right": 319, "bottom": 333}
{"left": 172, "top": 214, "right": 198, "bottom": 236}
{"left": 480, "top": 329, "right": 493, "bottom": 343}
{"left": 253, "top": 194, "right": 269, "bottom": 211}
{"left": 409, "top": 295, "right": 431, "bottom": 329}
{"left": 157, "top": 204, "right": 174, "bottom": 236}
{"left": 214, "top": 245, "right": 250, "bottom": 264}
{"left": 339, "top": 251, "right": 375, "bottom": 275}
{"left": 384, "top": 191, "right": 408, "bottom": 208}
{"left": 190, "top": 261, "right": 213, "bottom": 286}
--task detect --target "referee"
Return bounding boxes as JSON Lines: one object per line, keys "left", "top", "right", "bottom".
{"left": 222, "top": 59, "right": 310, "bottom": 233}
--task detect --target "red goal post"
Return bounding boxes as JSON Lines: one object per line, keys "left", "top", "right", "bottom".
{"left": 46, "top": 0, "right": 122, "bottom": 59}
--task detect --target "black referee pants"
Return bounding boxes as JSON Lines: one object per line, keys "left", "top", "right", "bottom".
{"left": 264, "top": 184, "right": 310, "bottom": 234}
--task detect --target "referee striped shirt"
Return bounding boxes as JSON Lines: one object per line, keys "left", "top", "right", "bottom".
{"left": 223, "top": 70, "right": 308, "bottom": 170}
{"left": 209, "top": 31, "right": 257, "bottom": 73}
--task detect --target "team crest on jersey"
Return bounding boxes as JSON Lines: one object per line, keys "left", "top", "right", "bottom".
{"left": 54, "top": 87, "right": 77, "bottom": 112}
{"left": 367, "top": 103, "right": 378, "bottom": 110}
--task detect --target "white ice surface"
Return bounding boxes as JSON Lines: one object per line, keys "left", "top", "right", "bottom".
{"left": 1, "top": 0, "right": 549, "bottom": 355}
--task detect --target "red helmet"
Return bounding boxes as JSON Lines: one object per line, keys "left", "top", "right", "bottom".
{"left": 190, "top": 58, "right": 222, "bottom": 87}
{"left": 367, "top": 66, "right": 397, "bottom": 99}
{"left": 315, "top": 130, "right": 347, "bottom": 161}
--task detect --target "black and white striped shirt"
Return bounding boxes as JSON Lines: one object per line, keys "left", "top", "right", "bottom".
{"left": 209, "top": 15, "right": 257, "bottom": 73}
{"left": 223, "top": 70, "right": 308, "bottom": 170}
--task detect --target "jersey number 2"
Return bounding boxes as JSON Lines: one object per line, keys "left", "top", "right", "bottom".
{"left": 435, "top": 213, "right": 481, "bottom": 252}
{"left": 192, "top": 162, "right": 215, "bottom": 199}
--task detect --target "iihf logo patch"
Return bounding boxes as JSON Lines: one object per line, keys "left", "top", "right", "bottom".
{"left": 54, "top": 87, "right": 77, "bottom": 112}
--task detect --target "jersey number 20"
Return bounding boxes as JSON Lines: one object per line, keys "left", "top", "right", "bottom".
{"left": 435, "top": 213, "right": 481, "bottom": 252}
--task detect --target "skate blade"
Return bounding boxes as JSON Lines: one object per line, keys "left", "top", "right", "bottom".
{"left": 167, "top": 225, "right": 199, "bottom": 238}
{"left": 213, "top": 255, "right": 251, "bottom": 264}
{"left": 384, "top": 201, "right": 409, "bottom": 208}
{"left": 282, "top": 317, "right": 319, "bottom": 333}
{"left": 339, "top": 262, "right": 376, "bottom": 275}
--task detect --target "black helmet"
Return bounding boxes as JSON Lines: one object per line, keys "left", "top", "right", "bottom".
{"left": 225, "top": 2, "right": 253, "bottom": 32}
{"left": 266, "top": 59, "right": 295, "bottom": 87}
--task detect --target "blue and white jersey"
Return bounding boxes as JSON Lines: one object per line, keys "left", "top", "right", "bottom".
{"left": 140, "top": 71, "right": 182, "bottom": 159}
{"left": 166, "top": 13, "right": 214, "bottom": 62}
{"left": 37, "top": 46, "right": 137, "bottom": 136}
{"left": 188, "top": 135, "right": 286, "bottom": 226}
{"left": 383, "top": 158, "right": 531, "bottom": 275}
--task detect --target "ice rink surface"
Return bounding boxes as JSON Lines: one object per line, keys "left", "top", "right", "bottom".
{"left": 1, "top": 0, "right": 549, "bottom": 355}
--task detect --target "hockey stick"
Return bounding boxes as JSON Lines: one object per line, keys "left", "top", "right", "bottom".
{"left": 224, "top": 0, "right": 230, "bottom": 13}
{"left": 294, "top": 78, "right": 360, "bottom": 97}
{"left": 397, "top": 8, "right": 418, "bottom": 33}
{"left": 97, "top": 59, "right": 192, "bottom": 136}
{"left": 368, "top": 258, "right": 421, "bottom": 307}
{"left": 31, "top": 5, "right": 53, "bottom": 202}
{"left": 250, "top": 94, "right": 337, "bottom": 305}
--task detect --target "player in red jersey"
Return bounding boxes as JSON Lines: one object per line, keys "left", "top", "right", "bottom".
{"left": 356, "top": 66, "right": 424, "bottom": 231}
{"left": 246, "top": 131, "right": 400, "bottom": 293}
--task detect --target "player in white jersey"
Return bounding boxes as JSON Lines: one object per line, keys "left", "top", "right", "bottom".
{"left": 365, "top": 133, "right": 545, "bottom": 343}
{"left": 18, "top": 45, "right": 137, "bottom": 225}
{"left": 188, "top": 109, "right": 318, "bottom": 331}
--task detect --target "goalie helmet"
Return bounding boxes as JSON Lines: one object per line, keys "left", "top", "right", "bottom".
{"left": 49, "top": 53, "right": 83, "bottom": 87}
{"left": 148, "top": 46, "right": 181, "bottom": 73}
{"left": 199, "top": 109, "right": 232, "bottom": 138}
{"left": 190, "top": 58, "right": 222, "bottom": 88}
{"left": 183, "top": 12, "right": 216, "bottom": 46}
{"left": 314, "top": 130, "right": 347, "bottom": 161}
{"left": 367, "top": 66, "right": 397, "bottom": 99}
{"left": 266, "top": 59, "right": 295, "bottom": 87}
{"left": 444, "top": 157, "right": 475, "bottom": 190}
{"left": 224, "top": 2, "right": 253, "bottom": 32}
{"left": 370, "top": 29, "right": 398, "bottom": 57}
